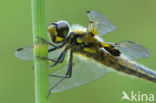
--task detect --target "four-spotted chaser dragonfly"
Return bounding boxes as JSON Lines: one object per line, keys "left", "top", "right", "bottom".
{"left": 15, "top": 10, "right": 156, "bottom": 93}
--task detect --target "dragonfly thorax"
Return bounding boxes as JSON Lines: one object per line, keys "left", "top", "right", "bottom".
{"left": 67, "top": 30, "right": 100, "bottom": 55}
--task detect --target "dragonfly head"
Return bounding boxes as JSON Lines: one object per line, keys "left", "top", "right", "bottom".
{"left": 48, "top": 21, "right": 69, "bottom": 43}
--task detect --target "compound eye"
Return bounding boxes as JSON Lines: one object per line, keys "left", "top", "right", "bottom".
{"left": 56, "top": 21, "right": 69, "bottom": 37}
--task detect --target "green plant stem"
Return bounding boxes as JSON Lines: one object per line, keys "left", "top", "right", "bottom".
{"left": 31, "top": 0, "right": 49, "bottom": 103}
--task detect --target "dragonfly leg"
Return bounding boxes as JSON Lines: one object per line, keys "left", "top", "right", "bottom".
{"left": 48, "top": 47, "right": 57, "bottom": 52}
{"left": 49, "top": 74, "right": 65, "bottom": 78}
{"left": 48, "top": 43, "right": 66, "bottom": 52}
{"left": 36, "top": 56, "right": 57, "bottom": 62}
{"left": 36, "top": 36, "right": 57, "bottom": 47}
{"left": 36, "top": 36, "right": 66, "bottom": 53}
{"left": 48, "top": 50, "right": 73, "bottom": 78}
{"left": 37, "top": 46, "right": 69, "bottom": 65}
{"left": 49, "top": 46, "right": 68, "bottom": 67}
{"left": 65, "top": 50, "right": 73, "bottom": 78}
{"left": 48, "top": 50, "right": 73, "bottom": 97}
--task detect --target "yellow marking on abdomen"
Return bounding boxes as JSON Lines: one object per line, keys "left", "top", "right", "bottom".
{"left": 147, "top": 73, "right": 155, "bottom": 78}
{"left": 103, "top": 57, "right": 111, "bottom": 66}
{"left": 127, "top": 62, "right": 136, "bottom": 71}
{"left": 137, "top": 69, "right": 146, "bottom": 74}
{"left": 109, "top": 56, "right": 117, "bottom": 63}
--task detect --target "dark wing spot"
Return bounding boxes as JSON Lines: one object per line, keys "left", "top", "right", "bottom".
{"left": 86, "top": 10, "right": 91, "bottom": 14}
{"left": 16, "top": 48, "right": 23, "bottom": 51}
{"left": 89, "top": 21, "right": 94, "bottom": 23}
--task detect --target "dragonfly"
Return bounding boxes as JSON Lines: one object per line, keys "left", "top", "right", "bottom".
{"left": 15, "top": 10, "right": 156, "bottom": 94}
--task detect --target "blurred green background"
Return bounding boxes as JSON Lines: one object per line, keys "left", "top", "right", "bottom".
{"left": 0, "top": 0, "right": 156, "bottom": 103}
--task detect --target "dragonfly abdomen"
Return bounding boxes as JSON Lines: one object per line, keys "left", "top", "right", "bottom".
{"left": 114, "top": 58, "right": 156, "bottom": 82}
{"left": 75, "top": 48, "right": 156, "bottom": 83}
{"left": 96, "top": 53, "right": 156, "bottom": 83}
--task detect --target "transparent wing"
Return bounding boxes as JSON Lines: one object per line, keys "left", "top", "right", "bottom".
{"left": 15, "top": 46, "right": 34, "bottom": 60}
{"left": 86, "top": 10, "right": 117, "bottom": 36}
{"left": 15, "top": 45, "right": 64, "bottom": 60}
{"left": 49, "top": 53, "right": 111, "bottom": 93}
{"left": 114, "top": 41, "right": 150, "bottom": 61}
{"left": 16, "top": 45, "right": 111, "bottom": 92}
